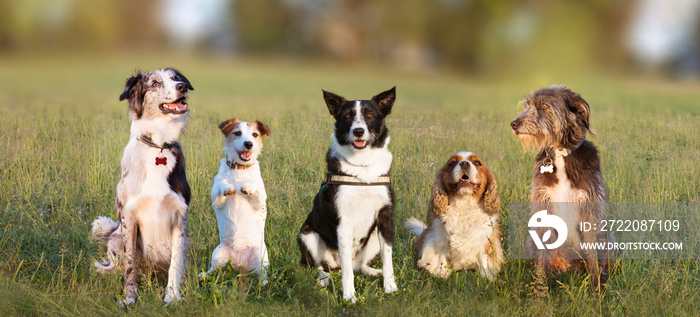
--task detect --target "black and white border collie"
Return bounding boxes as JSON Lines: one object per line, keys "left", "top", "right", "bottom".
{"left": 297, "top": 87, "right": 399, "bottom": 303}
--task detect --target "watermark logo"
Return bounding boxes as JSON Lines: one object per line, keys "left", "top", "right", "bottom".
{"left": 508, "top": 203, "right": 695, "bottom": 259}
{"left": 528, "top": 210, "right": 568, "bottom": 250}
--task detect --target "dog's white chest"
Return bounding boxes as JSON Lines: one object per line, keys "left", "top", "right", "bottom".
{"left": 544, "top": 156, "right": 586, "bottom": 227}
{"left": 142, "top": 149, "right": 177, "bottom": 191}
{"left": 336, "top": 185, "right": 390, "bottom": 242}
{"left": 120, "top": 142, "right": 178, "bottom": 201}
{"left": 545, "top": 156, "right": 582, "bottom": 202}
{"left": 221, "top": 165, "right": 259, "bottom": 185}
{"left": 211, "top": 160, "right": 267, "bottom": 242}
{"left": 442, "top": 200, "right": 495, "bottom": 263}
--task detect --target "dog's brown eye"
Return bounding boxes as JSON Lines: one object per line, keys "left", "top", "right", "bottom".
{"left": 151, "top": 81, "right": 160, "bottom": 87}
{"left": 541, "top": 104, "right": 548, "bottom": 109}
{"left": 234, "top": 131, "right": 242, "bottom": 136}
{"left": 344, "top": 114, "right": 351, "bottom": 119}
{"left": 253, "top": 133, "right": 259, "bottom": 138}
{"left": 366, "top": 113, "right": 374, "bottom": 118}
{"left": 474, "top": 161, "right": 482, "bottom": 166}
{"left": 449, "top": 161, "right": 457, "bottom": 167}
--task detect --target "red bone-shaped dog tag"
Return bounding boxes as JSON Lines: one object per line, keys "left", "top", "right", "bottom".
{"left": 155, "top": 157, "right": 167, "bottom": 166}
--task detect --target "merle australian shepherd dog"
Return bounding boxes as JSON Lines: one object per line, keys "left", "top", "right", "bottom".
{"left": 297, "top": 87, "right": 399, "bottom": 303}
{"left": 91, "top": 68, "right": 193, "bottom": 306}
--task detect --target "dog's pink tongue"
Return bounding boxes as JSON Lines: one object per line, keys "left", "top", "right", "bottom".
{"left": 165, "top": 103, "right": 187, "bottom": 112}
{"left": 354, "top": 140, "right": 366, "bottom": 147}
{"left": 240, "top": 151, "right": 252, "bottom": 160}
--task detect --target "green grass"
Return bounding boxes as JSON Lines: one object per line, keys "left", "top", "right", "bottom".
{"left": 1, "top": 53, "right": 699, "bottom": 316}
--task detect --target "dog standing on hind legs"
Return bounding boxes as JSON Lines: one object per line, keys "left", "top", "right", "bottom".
{"left": 200, "top": 117, "right": 271, "bottom": 285}
{"left": 510, "top": 85, "right": 615, "bottom": 297}
{"left": 297, "top": 87, "right": 399, "bottom": 303}
{"left": 91, "top": 68, "right": 193, "bottom": 306}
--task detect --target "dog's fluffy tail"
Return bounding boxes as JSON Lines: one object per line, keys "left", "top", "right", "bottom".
{"left": 91, "top": 216, "right": 121, "bottom": 273}
{"left": 404, "top": 217, "right": 427, "bottom": 236}
{"left": 91, "top": 216, "right": 118, "bottom": 241}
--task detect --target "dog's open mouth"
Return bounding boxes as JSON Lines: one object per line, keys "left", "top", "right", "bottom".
{"left": 238, "top": 151, "right": 253, "bottom": 162}
{"left": 353, "top": 140, "right": 368, "bottom": 149}
{"left": 160, "top": 97, "right": 188, "bottom": 114}
{"left": 458, "top": 174, "right": 478, "bottom": 189}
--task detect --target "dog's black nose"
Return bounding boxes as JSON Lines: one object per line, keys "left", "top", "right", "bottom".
{"left": 176, "top": 83, "right": 187, "bottom": 93}
{"left": 353, "top": 128, "right": 365, "bottom": 137}
{"left": 460, "top": 161, "right": 470, "bottom": 167}
{"left": 510, "top": 119, "right": 520, "bottom": 130}
{"left": 244, "top": 141, "right": 253, "bottom": 149}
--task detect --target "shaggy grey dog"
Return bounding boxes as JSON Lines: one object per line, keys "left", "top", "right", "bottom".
{"left": 511, "top": 85, "right": 615, "bottom": 297}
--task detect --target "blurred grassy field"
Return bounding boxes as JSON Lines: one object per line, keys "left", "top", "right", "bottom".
{"left": 0, "top": 53, "right": 699, "bottom": 316}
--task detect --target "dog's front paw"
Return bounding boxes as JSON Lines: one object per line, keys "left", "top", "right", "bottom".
{"left": 239, "top": 187, "right": 256, "bottom": 196}
{"left": 316, "top": 276, "right": 330, "bottom": 288}
{"left": 479, "top": 267, "right": 497, "bottom": 281}
{"left": 384, "top": 279, "right": 398, "bottom": 294}
{"left": 221, "top": 186, "right": 235, "bottom": 196}
{"left": 533, "top": 282, "right": 549, "bottom": 298}
{"left": 118, "top": 296, "right": 136, "bottom": 309}
{"left": 435, "top": 264, "right": 451, "bottom": 279}
{"left": 163, "top": 291, "right": 181, "bottom": 304}
{"left": 343, "top": 293, "right": 358, "bottom": 304}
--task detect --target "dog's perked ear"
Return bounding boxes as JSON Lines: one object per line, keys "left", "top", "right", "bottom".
{"left": 255, "top": 120, "right": 271, "bottom": 138}
{"left": 119, "top": 73, "right": 145, "bottom": 118}
{"left": 171, "top": 68, "right": 194, "bottom": 91}
{"left": 218, "top": 117, "right": 240, "bottom": 136}
{"left": 322, "top": 90, "right": 347, "bottom": 117}
{"left": 371, "top": 86, "right": 396, "bottom": 117}
{"left": 566, "top": 93, "right": 591, "bottom": 132}
{"left": 482, "top": 171, "right": 501, "bottom": 214}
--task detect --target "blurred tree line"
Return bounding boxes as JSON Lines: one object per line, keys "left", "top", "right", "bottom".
{"left": 0, "top": 0, "right": 638, "bottom": 73}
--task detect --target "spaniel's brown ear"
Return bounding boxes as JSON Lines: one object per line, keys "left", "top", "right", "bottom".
{"left": 218, "top": 117, "right": 240, "bottom": 136}
{"left": 430, "top": 178, "right": 449, "bottom": 217}
{"left": 482, "top": 171, "right": 501, "bottom": 214}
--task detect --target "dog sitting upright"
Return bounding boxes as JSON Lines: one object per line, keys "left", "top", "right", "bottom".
{"left": 91, "top": 68, "right": 193, "bottom": 306}
{"left": 510, "top": 85, "right": 614, "bottom": 297}
{"left": 405, "top": 152, "right": 503, "bottom": 281}
{"left": 201, "top": 118, "right": 271, "bottom": 284}
{"left": 297, "top": 87, "right": 399, "bottom": 303}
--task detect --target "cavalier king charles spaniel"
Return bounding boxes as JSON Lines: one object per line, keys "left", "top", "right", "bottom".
{"left": 405, "top": 151, "right": 503, "bottom": 280}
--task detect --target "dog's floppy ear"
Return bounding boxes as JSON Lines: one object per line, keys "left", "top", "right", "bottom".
{"left": 322, "top": 90, "right": 346, "bottom": 117}
{"left": 429, "top": 178, "right": 449, "bottom": 217}
{"left": 255, "top": 120, "right": 271, "bottom": 138}
{"left": 218, "top": 117, "right": 240, "bottom": 136}
{"left": 119, "top": 74, "right": 140, "bottom": 102}
{"left": 172, "top": 69, "right": 194, "bottom": 90}
{"left": 120, "top": 73, "right": 145, "bottom": 118}
{"left": 567, "top": 93, "right": 591, "bottom": 132}
{"left": 482, "top": 170, "right": 501, "bottom": 214}
{"left": 371, "top": 86, "right": 396, "bottom": 117}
